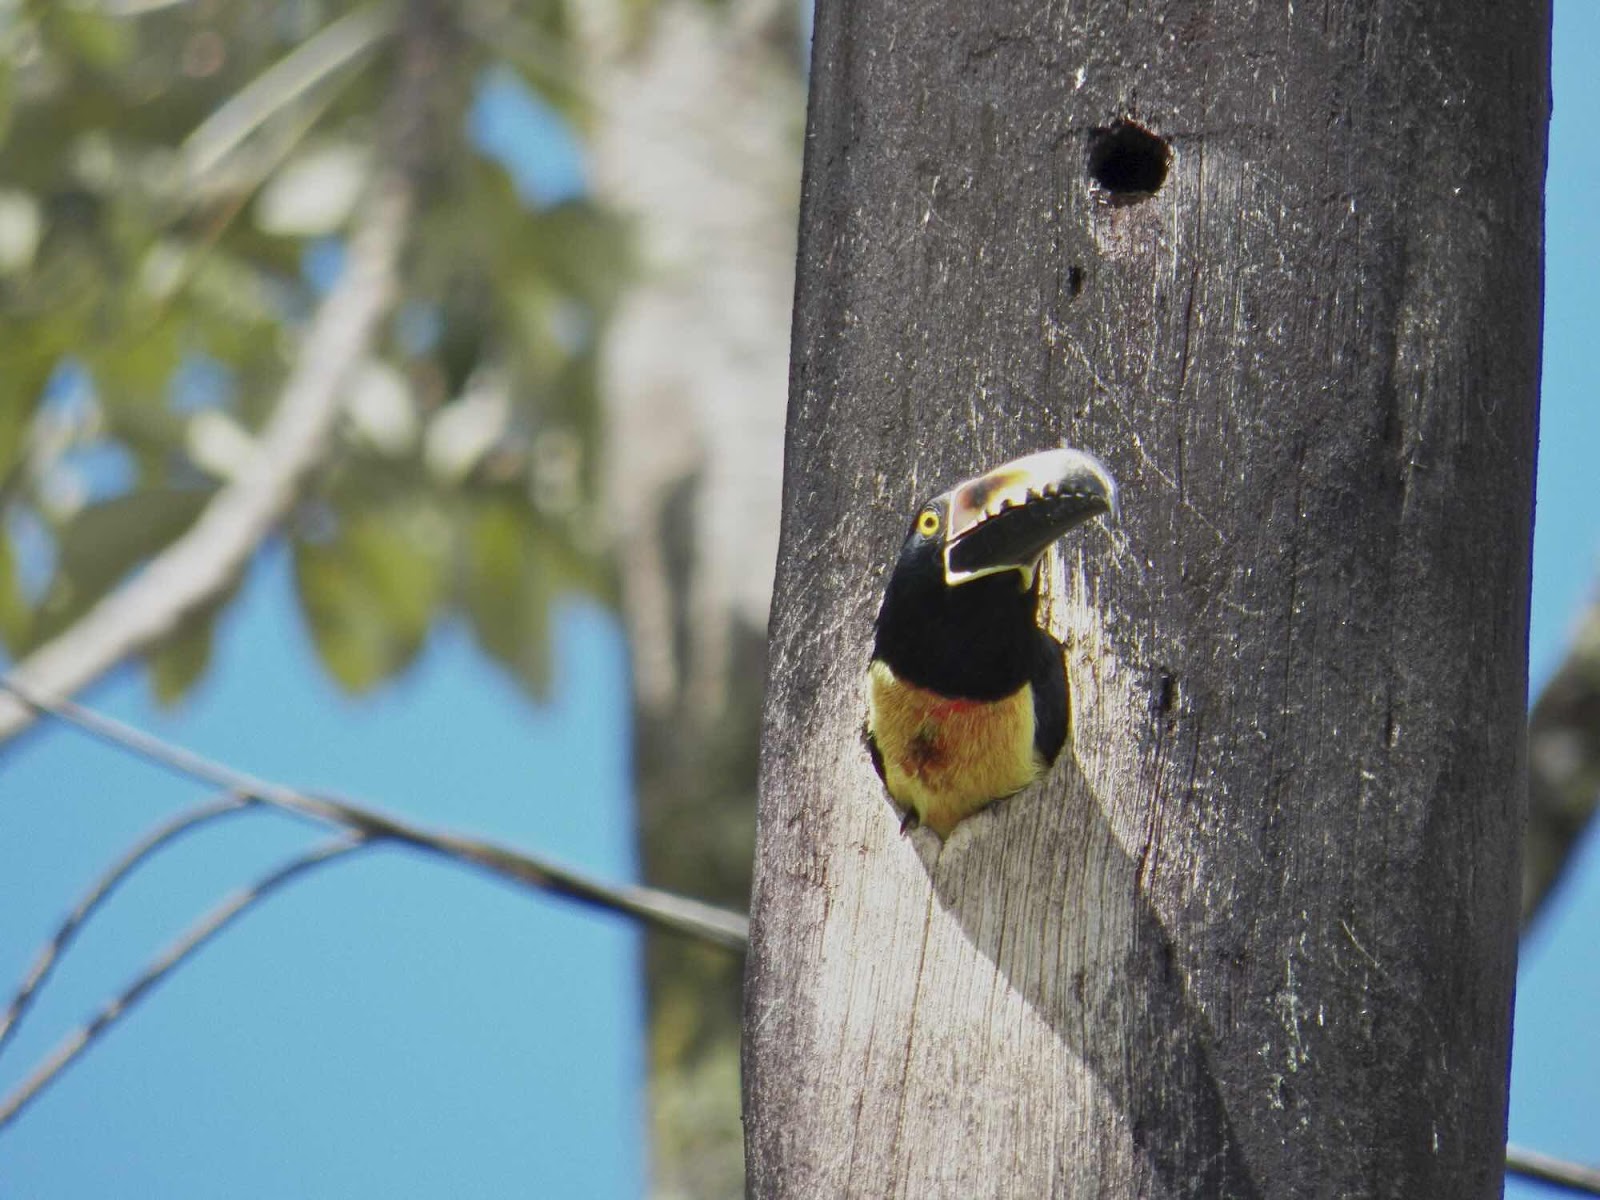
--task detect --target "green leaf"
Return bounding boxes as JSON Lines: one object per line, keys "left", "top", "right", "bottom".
{"left": 146, "top": 606, "right": 217, "bottom": 707}
{"left": 292, "top": 509, "right": 447, "bottom": 694}
{"left": 49, "top": 10, "right": 135, "bottom": 70}
{"left": 528, "top": 201, "right": 630, "bottom": 310}
{"left": 0, "top": 352, "right": 58, "bottom": 482}
{"left": 460, "top": 500, "right": 553, "bottom": 699}
{"left": 87, "top": 316, "right": 184, "bottom": 400}
{"left": 31, "top": 487, "right": 216, "bottom": 646}
{"left": 0, "top": 63, "right": 13, "bottom": 150}
{"left": 54, "top": 488, "right": 213, "bottom": 594}
{"left": 0, "top": 531, "right": 28, "bottom": 656}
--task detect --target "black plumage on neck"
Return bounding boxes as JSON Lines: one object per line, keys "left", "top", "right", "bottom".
{"left": 871, "top": 542, "right": 1041, "bottom": 701}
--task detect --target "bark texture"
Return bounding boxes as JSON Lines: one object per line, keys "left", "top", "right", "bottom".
{"left": 745, "top": 2, "right": 1548, "bottom": 1196}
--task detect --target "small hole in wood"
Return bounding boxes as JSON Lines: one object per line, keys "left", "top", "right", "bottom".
{"left": 1067, "top": 265, "right": 1085, "bottom": 296}
{"left": 1087, "top": 120, "right": 1170, "bottom": 199}
{"left": 1152, "top": 671, "right": 1176, "bottom": 716}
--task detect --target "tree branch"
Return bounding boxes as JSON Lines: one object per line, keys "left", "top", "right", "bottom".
{"left": 1525, "top": 596, "right": 1600, "bottom": 924}
{"left": 5, "top": 692, "right": 1594, "bottom": 1190}
{"left": 0, "top": 836, "right": 369, "bottom": 1133}
{"left": 0, "top": 678, "right": 751, "bottom": 951}
{"left": 0, "top": 792, "right": 255, "bottom": 1061}
{"left": 1506, "top": 1144, "right": 1600, "bottom": 1196}
{"left": 180, "top": 2, "right": 397, "bottom": 182}
{"left": 0, "top": 175, "right": 412, "bottom": 745}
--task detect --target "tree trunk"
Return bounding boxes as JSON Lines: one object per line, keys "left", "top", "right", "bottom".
{"left": 1525, "top": 595, "right": 1600, "bottom": 923}
{"left": 575, "top": 2, "right": 803, "bottom": 1192}
{"left": 745, "top": 2, "right": 1548, "bottom": 1196}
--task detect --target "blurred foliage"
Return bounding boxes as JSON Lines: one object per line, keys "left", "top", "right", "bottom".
{"left": 0, "top": 0, "right": 621, "bottom": 704}
{"left": 2, "top": 3, "right": 772, "bottom": 1196}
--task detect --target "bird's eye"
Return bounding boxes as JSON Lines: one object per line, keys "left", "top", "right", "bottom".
{"left": 916, "top": 509, "right": 940, "bottom": 537}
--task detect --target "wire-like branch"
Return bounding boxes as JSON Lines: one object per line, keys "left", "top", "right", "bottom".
{"left": 0, "top": 836, "right": 368, "bottom": 1133}
{"left": 0, "top": 792, "right": 255, "bottom": 1062}
{"left": 1507, "top": 1144, "right": 1600, "bottom": 1196}
{"left": 1525, "top": 596, "right": 1600, "bottom": 925}
{"left": 0, "top": 678, "right": 751, "bottom": 952}
{"left": 7, "top": 697, "right": 1599, "bottom": 1190}
{"left": 0, "top": 175, "right": 411, "bottom": 746}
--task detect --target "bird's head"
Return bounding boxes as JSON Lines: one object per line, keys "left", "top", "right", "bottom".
{"left": 873, "top": 447, "right": 1118, "bottom": 695}
{"left": 891, "top": 447, "right": 1119, "bottom": 593}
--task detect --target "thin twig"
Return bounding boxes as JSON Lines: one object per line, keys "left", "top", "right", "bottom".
{"left": 4, "top": 701, "right": 1594, "bottom": 1189}
{"left": 145, "top": 82, "right": 348, "bottom": 333}
{"left": 0, "top": 792, "right": 256, "bottom": 1062}
{"left": 98, "top": 0, "right": 194, "bottom": 14}
{"left": 0, "top": 678, "right": 751, "bottom": 951}
{"left": 1507, "top": 1144, "right": 1600, "bottom": 1195}
{"left": 0, "top": 836, "right": 368, "bottom": 1133}
{"left": 181, "top": 2, "right": 398, "bottom": 182}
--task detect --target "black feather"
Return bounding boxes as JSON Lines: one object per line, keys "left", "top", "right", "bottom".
{"left": 1029, "top": 628, "right": 1070, "bottom": 767}
{"left": 871, "top": 533, "right": 1042, "bottom": 700}
{"left": 862, "top": 721, "right": 887, "bottom": 784}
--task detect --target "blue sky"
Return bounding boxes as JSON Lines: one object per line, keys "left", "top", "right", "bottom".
{"left": 0, "top": 68, "right": 639, "bottom": 1200}
{"left": 1, "top": 4, "right": 1597, "bottom": 1197}
{"left": 0, "top": 560, "right": 642, "bottom": 1198}
{"left": 1505, "top": 0, "right": 1600, "bottom": 1192}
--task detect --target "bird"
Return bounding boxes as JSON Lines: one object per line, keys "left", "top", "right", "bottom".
{"left": 865, "top": 447, "right": 1119, "bottom": 838}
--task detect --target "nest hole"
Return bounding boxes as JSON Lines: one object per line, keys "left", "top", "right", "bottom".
{"left": 1087, "top": 121, "right": 1171, "bottom": 198}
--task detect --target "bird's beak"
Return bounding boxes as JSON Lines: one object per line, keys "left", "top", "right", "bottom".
{"left": 942, "top": 447, "right": 1119, "bottom": 586}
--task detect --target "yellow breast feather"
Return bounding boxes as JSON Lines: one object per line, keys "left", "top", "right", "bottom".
{"left": 866, "top": 660, "right": 1043, "bottom": 837}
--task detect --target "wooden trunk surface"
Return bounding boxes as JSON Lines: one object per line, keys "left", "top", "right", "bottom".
{"left": 746, "top": 1, "right": 1548, "bottom": 1196}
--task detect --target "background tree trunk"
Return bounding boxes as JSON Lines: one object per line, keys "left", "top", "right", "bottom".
{"left": 574, "top": 2, "right": 802, "bottom": 1193}
{"left": 1525, "top": 596, "right": 1600, "bottom": 923}
{"left": 745, "top": 1, "right": 1548, "bottom": 1195}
